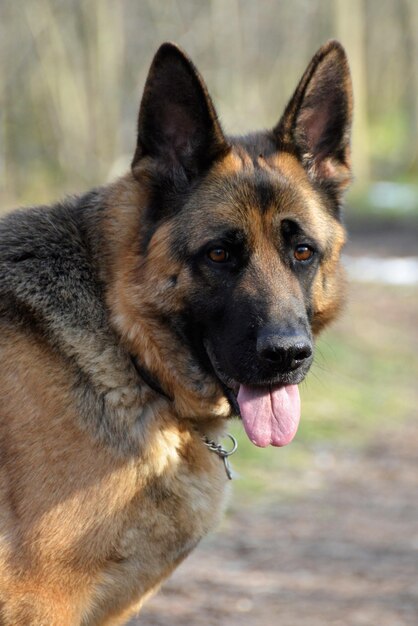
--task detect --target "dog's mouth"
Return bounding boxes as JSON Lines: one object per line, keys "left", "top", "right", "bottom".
{"left": 204, "top": 341, "right": 301, "bottom": 448}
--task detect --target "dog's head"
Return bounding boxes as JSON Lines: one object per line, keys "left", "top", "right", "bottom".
{"left": 111, "top": 42, "right": 352, "bottom": 446}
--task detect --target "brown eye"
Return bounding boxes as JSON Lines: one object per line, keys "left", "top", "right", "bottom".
{"left": 208, "top": 248, "right": 229, "bottom": 263}
{"left": 294, "top": 245, "right": 314, "bottom": 262}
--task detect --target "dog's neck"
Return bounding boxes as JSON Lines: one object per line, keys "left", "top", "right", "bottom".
{"left": 101, "top": 175, "right": 232, "bottom": 424}
{"left": 130, "top": 352, "right": 237, "bottom": 479}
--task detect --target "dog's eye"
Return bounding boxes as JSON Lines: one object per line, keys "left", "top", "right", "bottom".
{"left": 294, "top": 245, "right": 314, "bottom": 262}
{"left": 207, "top": 248, "right": 229, "bottom": 263}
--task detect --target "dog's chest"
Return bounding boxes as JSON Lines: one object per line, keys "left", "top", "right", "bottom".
{"left": 87, "top": 435, "right": 229, "bottom": 622}
{"left": 122, "top": 462, "right": 227, "bottom": 563}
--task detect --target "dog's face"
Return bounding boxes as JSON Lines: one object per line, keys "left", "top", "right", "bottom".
{"left": 173, "top": 152, "right": 345, "bottom": 385}
{"left": 127, "top": 42, "right": 352, "bottom": 444}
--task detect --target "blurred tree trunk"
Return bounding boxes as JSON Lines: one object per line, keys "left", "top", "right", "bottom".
{"left": 0, "top": 48, "right": 5, "bottom": 199}
{"left": 334, "top": 0, "right": 370, "bottom": 186}
{"left": 403, "top": 0, "right": 418, "bottom": 173}
{"left": 85, "top": 0, "right": 124, "bottom": 180}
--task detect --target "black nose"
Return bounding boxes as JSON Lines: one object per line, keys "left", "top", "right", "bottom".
{"left": 256, "top": 327, "right": 313, "bottom": 371}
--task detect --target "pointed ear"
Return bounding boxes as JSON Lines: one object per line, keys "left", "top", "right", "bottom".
{"left": 132, "top": 43, "right": 229, "bottom": 183}
{"left": 274, "top": 41, "right": 353, "bottom": 195}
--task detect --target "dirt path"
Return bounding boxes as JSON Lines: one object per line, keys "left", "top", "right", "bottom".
{"left": 132, "top": 420, "right": 418, "bottom": 626}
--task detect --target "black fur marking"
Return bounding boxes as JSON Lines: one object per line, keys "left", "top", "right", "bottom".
{"left": 132, "top": 43, "right": 229, "bottom": 198}
{"left": 253, "top": 169, "right": 278, "bottom": 212}
{"left": 281, "top": 218, "right": 323, "bottom": 256}
{"left": 131, "top": 354, "right": 173, "bottom": 401}
{"left": 233, "top": 131, "right": 278, "bottom": 161}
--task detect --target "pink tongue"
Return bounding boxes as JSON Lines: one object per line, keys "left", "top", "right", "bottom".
{"left": 237, "top": 384, "right": 301, "bottom": 448}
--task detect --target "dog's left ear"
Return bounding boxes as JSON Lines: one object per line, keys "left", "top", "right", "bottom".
{"left": 274, "top": 40, "right": 353, "bottom": 195}
{"left": 132, "top": 43, "right": 229, "bottom": 183}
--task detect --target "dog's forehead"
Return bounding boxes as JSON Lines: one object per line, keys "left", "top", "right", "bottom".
{"left": 187, "top": 147, "right": 330, "bottom": 246}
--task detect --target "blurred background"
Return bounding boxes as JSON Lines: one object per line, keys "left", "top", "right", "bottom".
{"left": 1, "top": 0, "right": 418, "bottom": 205}
{"left": 0, "top": 2, "right": 417, "bottom": 625}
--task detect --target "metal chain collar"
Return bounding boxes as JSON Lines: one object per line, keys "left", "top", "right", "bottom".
{"left": 201, "top": 433, "right": 238, "bottom": 480}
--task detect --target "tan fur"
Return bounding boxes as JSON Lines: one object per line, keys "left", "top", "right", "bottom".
{"left": 0, "top": 318, "right": 229, "bottom": 624}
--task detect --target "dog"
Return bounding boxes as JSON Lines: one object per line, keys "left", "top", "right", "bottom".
{"left": 0, "top": 40, "right": 352, "bottom": 624}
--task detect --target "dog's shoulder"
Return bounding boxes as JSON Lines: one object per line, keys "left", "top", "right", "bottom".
{"left": 0, "top": 189, "right": 149, "bottom": 453}
{"left": 0, "top": 190, "right": 106, "bottom": 329}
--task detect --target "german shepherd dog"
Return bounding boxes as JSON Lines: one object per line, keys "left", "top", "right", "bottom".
{"left": 0, "top": 40, "right": 352, "bottom": 624}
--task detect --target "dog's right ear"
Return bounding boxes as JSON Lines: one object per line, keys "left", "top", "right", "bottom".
{"left": 132, "top": 43, "right": 229, "bottom": 184}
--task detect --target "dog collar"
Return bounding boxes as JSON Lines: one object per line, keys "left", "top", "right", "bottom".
{"left": 201, "top": 433, "right": 238, "bottom": 480}
{"left": 130, "top": 353, "right": 238, "bottom": 479}
{"left": 130, "top": 354, "right": 173, "bottom": 400}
